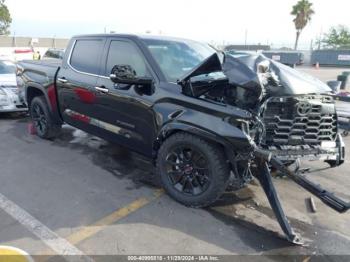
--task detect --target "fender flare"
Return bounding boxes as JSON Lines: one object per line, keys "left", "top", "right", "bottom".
{"left": 25, "top": 83, "right": 62, "bottom": 125}
{"left": 154, "top": 121, "right": 237, "bottom": 162}
{"left": 26, "top": 82, "right": 49, "bottom": 106}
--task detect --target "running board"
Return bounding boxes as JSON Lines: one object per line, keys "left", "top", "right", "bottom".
{"left": 289, "top": 172, "right": 349, "bottom": 213}
{"left": 268, "top": 154, "right": 350, "bottom": 213}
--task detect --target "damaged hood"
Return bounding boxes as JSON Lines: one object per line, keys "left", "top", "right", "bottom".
{"left": 223, "top": 53, "right": 331, "bottom": 95}
{"left": 179, "top": 52, "right": 331, "bottom": 96}
{"left": 178, "top": 53, "right": 222, "bottom": 83}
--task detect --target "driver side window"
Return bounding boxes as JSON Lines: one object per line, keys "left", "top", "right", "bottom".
{"left": 106, "top": 40, "right": 149, "bottom": 77}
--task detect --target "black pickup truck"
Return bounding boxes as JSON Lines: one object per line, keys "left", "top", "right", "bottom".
{"left": 17, "top": 34, "right": 348, "bottom": 244}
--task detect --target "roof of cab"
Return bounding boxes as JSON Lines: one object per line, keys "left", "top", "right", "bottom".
{"left": 72, "top": 33, "right": 198, "bottom": 43}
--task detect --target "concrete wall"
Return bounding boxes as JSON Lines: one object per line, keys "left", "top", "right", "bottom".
{"left": 0, "top": 36, "right": 69, "bottom": 48}
{"left": 0, "top": 36, "right": 69, "bottom": 61}
{"left": 0, "top": 47, "right": 51, "bottom": 61}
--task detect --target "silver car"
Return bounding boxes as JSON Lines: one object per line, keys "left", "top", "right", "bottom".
{"left": 0, "top": 60, "right": 27, "bottom": 113}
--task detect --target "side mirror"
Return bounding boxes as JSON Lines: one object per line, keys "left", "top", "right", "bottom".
{"left": 110, "top": 65, "right": 153, "bottom": 85}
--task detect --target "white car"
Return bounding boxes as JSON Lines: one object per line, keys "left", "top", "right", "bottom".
{"left": 0, "top": 61, "right": 27, "bottom": 113}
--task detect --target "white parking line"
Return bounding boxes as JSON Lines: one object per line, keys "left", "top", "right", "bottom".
{"left": 0, "top": 192, "right": 93, "bottom": 262}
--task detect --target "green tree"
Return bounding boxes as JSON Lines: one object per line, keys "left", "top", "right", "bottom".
{"left": 322, "top": 25, "right": 350, "bottom": 49}
{"left": 291, "top": 0, "right": 315, "bottom": 50}
{"left": 0, "top": 0, "right": 12, "bottom": 35}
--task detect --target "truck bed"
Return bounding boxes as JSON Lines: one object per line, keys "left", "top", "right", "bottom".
{"left": 18, "top": 59, "right": 61, "bottom": 85}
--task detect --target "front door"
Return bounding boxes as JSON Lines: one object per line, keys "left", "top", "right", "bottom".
{"left": 94, "top": 39, "right": 158, "bottom": 156}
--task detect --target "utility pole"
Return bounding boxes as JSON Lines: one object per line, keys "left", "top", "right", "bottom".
{"left": 244, "top": 29, "right": 248, "bottom": 48}
{"left": 310, "top": 39, "right": 313, "bottom": 51}
{"left": 318, "top": 27, "right": 323, "bottom": 50}
{"left": 12, "top": 31, "right": 16, "bottom": 47}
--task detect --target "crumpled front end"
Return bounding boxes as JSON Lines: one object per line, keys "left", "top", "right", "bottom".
{"left": 175, "top": 50, "right": 348, "bottom": 244}
{"left": 178, "top": 52, "right": 345, "bottom": 166}
{"left": 222, "top": 53, "right": 345, "bottom": 166}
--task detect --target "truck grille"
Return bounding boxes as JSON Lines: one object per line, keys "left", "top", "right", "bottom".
{"left": 262, "top": 95, "right": 337, "bottom": 145}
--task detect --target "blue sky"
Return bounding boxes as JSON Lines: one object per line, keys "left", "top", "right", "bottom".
{"left": 6, "top": 0, "right": 350, "bottom": 49}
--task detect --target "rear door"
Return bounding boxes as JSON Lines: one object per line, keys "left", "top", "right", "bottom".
{"left": 57, "top": 37, "right": 105, "bottom": 133}
{"left": 94, "top": 38, "right": 158, "bottom": 156}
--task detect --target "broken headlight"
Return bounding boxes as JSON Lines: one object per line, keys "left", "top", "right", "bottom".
{"left": 257, "top": 60, "right": 280, "bottom": 88}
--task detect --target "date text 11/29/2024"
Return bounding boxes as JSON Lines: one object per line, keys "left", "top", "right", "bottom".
{"left": 127, "top": 256, "right": 219, "bottom": 261}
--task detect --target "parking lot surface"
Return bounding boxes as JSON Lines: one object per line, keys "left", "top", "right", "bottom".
{"left": 0, "top": 113, "right": 350, "bottom": 261}
{"left": 298, "top": 66, "right": 350, "bottom": 89}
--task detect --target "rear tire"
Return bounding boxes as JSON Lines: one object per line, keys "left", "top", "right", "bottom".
{"left": 156, "top": 132, "right": 230, "bottom": 207}
{"left": 30, "top": 96, "right": 61, "bottom": 139}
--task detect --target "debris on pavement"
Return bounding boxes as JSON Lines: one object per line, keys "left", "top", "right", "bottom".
{"left": 308, "top": 197, "right": 317, "bottom": 213}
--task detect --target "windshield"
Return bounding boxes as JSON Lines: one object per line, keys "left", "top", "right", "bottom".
{"left": 0, "top": 61, "right": 16, "bottom": 74}
{"left": 143, "top": 38, "right": 217, "bottom": 82}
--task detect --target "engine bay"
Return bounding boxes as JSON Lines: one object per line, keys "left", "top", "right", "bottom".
{"left": 180, "top": 52, "right": 333, "bottom": 110}
{"left": 179, "top": 52, "right": 344, "bottom": 164}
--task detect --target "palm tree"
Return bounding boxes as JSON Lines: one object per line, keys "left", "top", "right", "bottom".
{"left": 291, "top": 0, "right": 315, "bottom": 50}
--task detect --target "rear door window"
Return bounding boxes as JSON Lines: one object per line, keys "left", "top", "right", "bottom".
{"left": 70, "top": 39, "right": 104, "bottom": 75}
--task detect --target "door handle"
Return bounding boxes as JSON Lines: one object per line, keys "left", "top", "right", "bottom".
{"left": 57, "top": 78, "right": 68, "bottom": 84}
{"left": 95, "top": 86, "right": 109, "bottom": 93}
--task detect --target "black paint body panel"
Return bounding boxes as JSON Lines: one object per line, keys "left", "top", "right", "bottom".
{"left": 17, "top": 34, "right": 254, "bottom": 158}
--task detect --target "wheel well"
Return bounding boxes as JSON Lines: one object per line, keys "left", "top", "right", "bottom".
{"left": 27, "top": 87, "right": 44, "bottom": 107}
{"left": 153, "top": 129, "right": 179, "bottom": 153}
{"left": 154, "top": 129, "right": 229, "bottom": 162}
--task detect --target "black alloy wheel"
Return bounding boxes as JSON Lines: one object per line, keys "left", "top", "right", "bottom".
{"left": 31, "top": 102, "right": 48, "bottom": 137}
{"left": 165, "top": 146, "right": 210, "bottom": 196}
{"left": 30, "top": 96, "right": 61, "bottom": 139}
{"left": 157, "top": 132, "right": 230, "bottom": 207}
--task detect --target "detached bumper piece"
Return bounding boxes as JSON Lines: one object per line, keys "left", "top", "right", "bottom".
{"left": 254, "top": 148, "right": 350, "bottom": 244}
{"left": 292, "top": 172, "right": 349, "bottom": 213}
{"left": 268, "top": 153, "right": 350, "bottom": 213}
{"left": 255, "top": 161, "right": 302, "bottom": 245}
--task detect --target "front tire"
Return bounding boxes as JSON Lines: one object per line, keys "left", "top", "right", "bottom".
{"left": 30, "top": 96, "right": 61, "bottom": 139}
{"left": 157, "top": 132, "right": 230, "bottom": 207}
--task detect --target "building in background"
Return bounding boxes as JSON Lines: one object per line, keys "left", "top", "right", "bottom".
{"left": 223, "top": 44, "right": 270, "bottom": 52}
